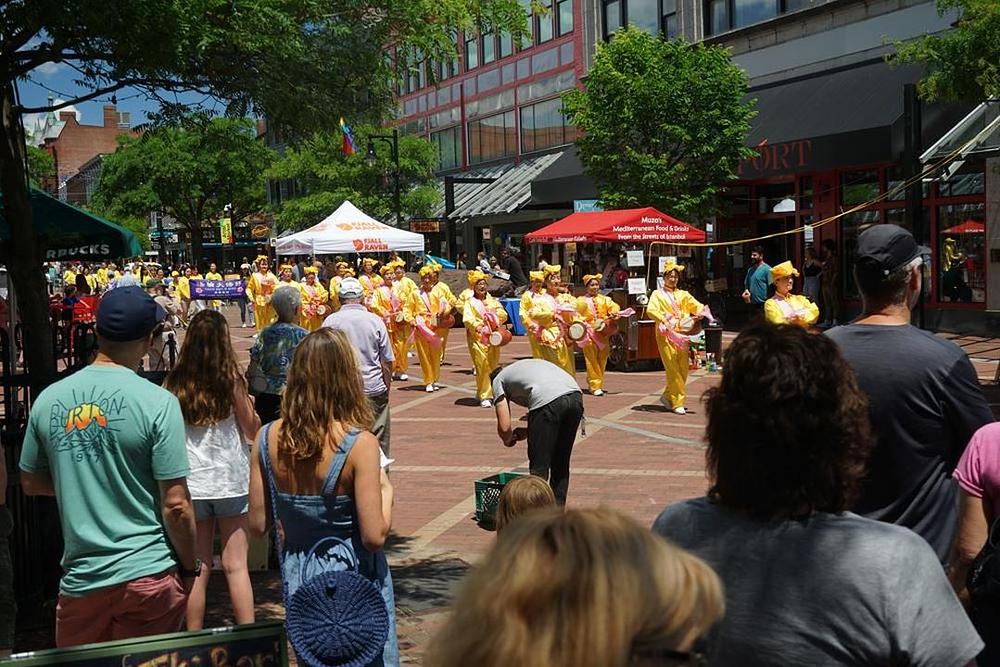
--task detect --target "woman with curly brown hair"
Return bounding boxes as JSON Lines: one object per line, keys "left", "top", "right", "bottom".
{"left": 163, "top": 309, "right": 261, "bottom": 630}
{"left": 427, "top": 507, "right": 723, "bottom": 667}
{"left": 653, "top": 323, "right": 982, "bottom": 666}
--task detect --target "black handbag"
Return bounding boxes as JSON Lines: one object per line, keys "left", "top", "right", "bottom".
{"left": 967, "top": 516, "right": 1000, "bottom": 601}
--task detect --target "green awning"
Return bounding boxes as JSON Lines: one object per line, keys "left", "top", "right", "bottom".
{"left": 0, "top": 187, "right": 142, "bottom": 261}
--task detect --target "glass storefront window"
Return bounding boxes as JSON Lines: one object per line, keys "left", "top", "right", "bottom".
{"left": 841, "top": 210, "right": 881, "bottom": 299}
{"left": 938, "top": 169, "right": 986, "bottom": 197}
{"left": 840, "top": 169, "right": 879, "bottom": 207}
{"left": 627, "top": 0, "right": 659, "bottom": 33}
{"left": 431, "top": 126, "right": 463, "bottom": 171}
{"left": 798, "top": 175, "right": 813, "bottom": 210}
{"left": 605, "top": 0, "right": 622, "bottom": 35}
{"left": 937, "top": 203, "right": 986, "bottom": 303}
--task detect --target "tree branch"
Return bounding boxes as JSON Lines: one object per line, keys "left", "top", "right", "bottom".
{"left": 17, "top": 81, "right": 131, "bottom": 112}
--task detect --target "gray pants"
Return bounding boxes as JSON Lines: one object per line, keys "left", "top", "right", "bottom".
{"left": 368, "top": 391, "right": 391, "bottom": 455}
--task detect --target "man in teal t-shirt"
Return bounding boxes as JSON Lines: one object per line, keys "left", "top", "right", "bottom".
{"left": 19, "top": 286, "right": 200, "bottom": 647}
{"left": 742, "top": 246, "right": 772, "bottom": 317}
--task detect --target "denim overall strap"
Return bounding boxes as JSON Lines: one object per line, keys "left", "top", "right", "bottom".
{"left": 320, "top": 428, "right": 362, "bottom": 496}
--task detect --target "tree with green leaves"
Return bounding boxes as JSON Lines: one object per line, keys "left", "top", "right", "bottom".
{"left": 92, "top": 115, "right": 275, "bottom": 264}
{"left": 563, "top": 28, "right": 757, "bottom": 218}
{"left": 270, "top": 126, "right": 439, "bottom": 232}
{"left": 1, "top": 0, "right": 525, "bottom": 383}
{"left": 893, "top": 0, "right": 1000, "bottom": 101}
{"left": 26, "top": 144, "right": 53, "bottom": 186}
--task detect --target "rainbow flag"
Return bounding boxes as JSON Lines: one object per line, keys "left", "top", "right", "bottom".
{"left": 340, "top": 117, "right": 357, "bottom": 156}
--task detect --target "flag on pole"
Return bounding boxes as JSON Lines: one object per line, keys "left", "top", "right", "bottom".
{"left": 340, "top": 117, "right": 357, "bottom": 156}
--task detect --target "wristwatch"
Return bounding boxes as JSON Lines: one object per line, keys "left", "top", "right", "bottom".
{"left": 179, "top": 559, "right": 203, "bottom": 578}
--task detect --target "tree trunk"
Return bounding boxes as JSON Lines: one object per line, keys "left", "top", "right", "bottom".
{"left": 1, "top": 80, "right": 56, "bottom": 388}
{"left": 187, "top": 223, "right": 204, "bottom": 269}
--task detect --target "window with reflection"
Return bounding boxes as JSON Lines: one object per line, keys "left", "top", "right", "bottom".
{"left": 662, "top": 0, "right": 678, "bottom": 37}
{"left": 558, "top": 0, "right": 574, "bottom": 34}
{"left": 465, "top": 35, "right": 479, "bottom": 70}
{"left": 628, "top": 0, "right": 659, "bottom": 33}
{"left": 432, "top": 126, "right": 463, "bottom": 171}
{"left": 734, "top": 0, "right": 776, "bottom": 28}
{"left": 520, "top": 98, "right": 577, "bottom": 153}
{"left": 483, "top": 33, "right": 496, "bottom": 64}
{"left": 604, "top": 0, "right": 622, "bottom": 36}
{"left": 500, "top": 32, "right": 514, "bottom": 58}
{"left": 840, "top": 170, "right": 880, "bottom": 208}
{"left": 469, "top": 111, "right": 517, "bottom": 164}
{"left": 841, "top": 210, "right": 881, "bottom": 299}
{"left": 938, "top": 203, "right": 986, "bottom": 303}
{"left": 706, "top": 0, "right": 806, "bottom": 35}
{"left": 537, "top": 0, "right": 555, "bottom": 42}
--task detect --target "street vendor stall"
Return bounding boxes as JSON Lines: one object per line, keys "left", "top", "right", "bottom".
{"left": 275, "top": 200, "right": 425, "bottom": 255}
{"left": 526, "top": 207, "right": 706, "bottom": 370}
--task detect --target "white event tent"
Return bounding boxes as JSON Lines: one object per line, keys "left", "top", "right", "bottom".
{"left": 275, "top": 200, "right": 425, "bottom": 256}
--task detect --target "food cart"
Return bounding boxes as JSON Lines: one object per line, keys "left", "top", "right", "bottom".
{"left": 524, "top": 207, "right": 707, "bottom": 371}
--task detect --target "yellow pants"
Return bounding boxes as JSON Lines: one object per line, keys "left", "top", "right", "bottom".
{"left": 467, "top": 331, "right": 500, "bottom": 400}
{"left": 391, "top": 324, "right": 412, "bottom": 374}
{"left": 415, "top": 335, "right": 442, "bottom": 386}
{"left": 254, "top": 304, "right": 275, "bottom": 333}
{"left": 582, "top": 343, "right": 609, "bottom": 392}
{"left": 526, "top": 332, "right": 542, "bottom": 358}
{"left": 655, "top": 335, "right": 689, "bottom": 409}
{"left": 439, "top": 326, "right": 451, "bottom": 363}
{"left": 538, "top": 341, "right": 575, "bottom": 377}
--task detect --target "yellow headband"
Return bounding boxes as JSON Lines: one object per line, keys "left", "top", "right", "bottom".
{"left": 362, "top": 258, "right": 378, "bottom": 267}
{"left": 771, "top": 261, "right": 800, "bottom": 280}
{"left": 529, "top": 271, "right": 545, "bottom": 283}
{"left": 279, "top": 264, "right": 293, "bottom": 272}
{"left": 304, "top": 266, "right": 318, "bottom": 275}
{"left": 379, "top": 265, "right": 395, "bottom": 277}
{"left": 662, "top": 260, "right": 684, "bottom": 275}
{"left": 344, "top": 267, "right": 356, "bottom": 277}
{"left": 467, "top": 270, "right": 489, "bottom": 286}
{"left": 419, "top": 265, "right": 435, "bottom": 278}
{"left": 583, "top": 273, "right": 603, "bottom": 285}
{"left": 543, "top": 264, "right": 561, "bottom": 275}
{"left": 336, "top": 261, "right": 349, "bottom": 269}
{"left": 429, "top": 262, "right": 443, "bottom": 274}
{"left": 256, "top": 255, "right": 269, "bottom": 264}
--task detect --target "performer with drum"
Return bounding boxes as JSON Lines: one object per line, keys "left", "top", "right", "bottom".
{"left": 372, "top": 264, "right": 416, "bottom": 381}
{"left": 462, "top": 270, "right": 510, "bottom": 407}
{"left": 764, "top": 261, "right": 819, "bottom": 327}
{"left": 519, "top": 270, "right": 546, "bottom": 359}
{"left": 428, "top": 262, "right": 459, "bottom": 363}
{"left": 575, "top": 273, "right": 623, "bottom": 396}
{"left": 392, "top": 260, "right": 418, "bottom": 297}
{"left": 646, "top": 260, "right": 713, "bottom": 415}
{"left": 413, "top": 266, "right": 454, "bottom": 392}
{"left": 358, "top": 257, "right": 383, "bottom": 303}
{"left": 328, "top": 261, "right": 350, "bottom": 303}
{"left": 528, "top": 265, "right": 577, "bottom": 377}
{"left": 245, "top": 255, "right": 277, "bottom": 333}
{"left": 300, "top": 266, "right": 330, "bottom": 331}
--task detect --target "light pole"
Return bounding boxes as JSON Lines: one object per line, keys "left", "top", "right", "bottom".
{"left": 365, "top": 129, "right": 401, "bottom": 227}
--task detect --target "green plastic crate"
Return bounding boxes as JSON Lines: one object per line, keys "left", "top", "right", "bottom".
{"left": 474, "top": 472, "right": 526, "bottom": 529}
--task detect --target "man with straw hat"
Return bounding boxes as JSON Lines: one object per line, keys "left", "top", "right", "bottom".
{"left": 764, "top": 262, "right": 819, "bottom": 327}
{"left": 646, "top": 259, "right": 714, "bottom": 414}
{"left": 519, "top": 270, "right": 546, "bottom": 359}
{"left": 245, "top": 256, "right": 278, "bottom": 333}
{"left": 463, "top": 270, "right": 509, "bottom": 407}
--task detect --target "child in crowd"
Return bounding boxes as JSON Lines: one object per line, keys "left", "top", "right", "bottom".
{"left": 494, "top": 475, "right": 556, "bottom": 534}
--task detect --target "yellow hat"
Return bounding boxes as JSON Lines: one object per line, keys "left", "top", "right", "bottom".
{"left": 255, "top": 255, "right": 269, "bottom": 264}
{"left": 344, "top": 267, "right": 356, "bottom": 277}
{"left": 582, "top": 273, "right": 603, "bottom": 285}
{"left": 661, "top": 259, "right": 685, "bottom": 275}
{"left": 419, "top": 265, "right": 436, "bottom": 278}
{"left": 362, "top": 257, "right": 378, "bottom": 267}
{"left": 529, "top": 270, "right": 545, "bottom": 283}
{"left": 467, "top": 269, "right": 489, "bottom": 286}
{"left": 304, "top": 266, "right": 318, "bottom": 276}
{"left": 379, "top": 265, "right": 395, "bottom": 277}
{"left": 391, "top": 259, "right": 406, "bottom": 269}
{"left": 336, "top": 261, "right": 349, "bottom": 269}
{"left": 279, "top": 263, "right": 293, "bottom": 272}
{"left": 770, "top": 261, "right": 800, "bottom": 280}
{"left": 543, "top": 264, "right": 561, "bottom": 275}
{"left": 171, "top": 271, "right": 179, "bottom": 277}
{"left": 429, "top": 262, "right": 443, "bottom": 274}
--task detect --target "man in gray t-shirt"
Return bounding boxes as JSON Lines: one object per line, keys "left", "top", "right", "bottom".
{"left": 491, "top": 359, "right": 583, "bottom": 504}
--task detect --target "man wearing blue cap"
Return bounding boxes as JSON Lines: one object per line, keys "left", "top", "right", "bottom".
{"left": 826, "top": 225, "right": 992, "bottom": 564}
{"left": 19, "top": 286, "right": 199, "bottom": 647}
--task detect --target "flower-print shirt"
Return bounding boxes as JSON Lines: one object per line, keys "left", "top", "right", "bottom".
{"left": 249, "top": 322, "right": 309, "bottom": 395}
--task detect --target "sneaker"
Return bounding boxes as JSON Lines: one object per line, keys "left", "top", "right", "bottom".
{"left": 426, "top": 385, "right": 435, "bottom": 393}
{"left": 673, "top": 406, "right": 687, "bottom": 415}
{"left": 480, "top": 399, "right": 493, "bottom": 408}
{"left": 433, "top": 383, "right": 441, "bottom": 390}
{"left": 399, "top": 373, "right": 408, "bottom": 381}
{"left": 593, "top": 389, "right": 604, "bottom": 397}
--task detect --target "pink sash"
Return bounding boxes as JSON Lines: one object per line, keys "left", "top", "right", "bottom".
{"left": 772, "top": 295, "right": 805, "bottom": 321}
{"left": 470, "top": 296, "right": 500, "bottom": 346}
{"left": 414, "top": 291, "right": 441, "bottom": 347}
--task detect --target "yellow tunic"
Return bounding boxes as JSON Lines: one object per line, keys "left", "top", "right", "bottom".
{"left": 96, "top": 268, "right": 108, "bottom": 288}
{"left": 63, "top": 270, "right": 76, "bottom": 287}
{"left": 358, "top": 273, "right": 384, "bottom": 299}
{"left": 646, "top": 288, "right": 705, "bottom": 409}
{"left": 527, "top": 291, "right": 577, "bottom": 377}
{"left": 575, "top": 294, "right": 621, "bottom": 393}
{"left": 519, "top": 289, "right": 545, "bottom": 358}
{"left": 413, "top": 289, "right": 451, "bottom": 386}
{"left": 300, "top": 281, "right": 330, "bottom": 331}
{"left": 84, "top": 274, "right": 98, "bottom": 292}
{"left": 246, "top": 271, "right": 278, "bottom": 332}
{"left": 204, "top": 271, "right": 223, "bottom": 309}
{"left": 764, "top": 293, "right": 819, "bottom": 327}
{"left": 462, "top": 294, "right": 509, "bottom": 400}
{"left": 328, "top": 277, "right": 343, "bottom": 313}
{"left": 431, "top": 280, "right": 459, "bottom": 363}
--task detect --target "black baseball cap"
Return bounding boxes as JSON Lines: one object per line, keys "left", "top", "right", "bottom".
{"left": 96, "top": 286, "right": 166, "bottom": 342}
{"left": 855, "top": 224, "right": 930, "bottom": 279}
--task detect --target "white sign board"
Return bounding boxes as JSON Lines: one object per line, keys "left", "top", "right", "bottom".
{"left": 627, "top": 278, "right": 647, "bottom": 295}
{"left": 626, "top": 250, "right": 644, "bottom": 268}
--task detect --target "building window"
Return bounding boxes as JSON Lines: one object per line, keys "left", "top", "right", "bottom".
{"left": 465, "top": 34, "right": 479, "bottom": 70}
{"left": 604, "top": 0, "right": 678, "bottom": 39}
{"left": 500, "top": 31, "right": 514, "bottom": 58}
{"left": 520, "top": 0, "right": 534, "bottom": 47}
{"left": 662, "top": 0, "right": 677, "bottom": 38}
{"left": 628, "top": 0, "right": 659, "bottom": 34}
{"left": 537, "top": 0, "right": 555, "bottom": 42}
{"left": 520, "top": 97, "right": 577, "bottom": 153}
{"left": 938, "top": 203, "right": 986, "bottom": 303}
{"left": 604, "top": 0, "right": 622, "bottom": 36}
{"left": 432, "top": 126, "right": 463, "bottom": 171}
{"left": 558, "top": 0, "right": 574, "bottom": 34}
{"left": 705, "top": 0, "right": 806, "bottom": 35}
{"left": 468, "top": 110, "right": 517, "bottom": 164}
{"left": 840, "top": 169, "right": 880, "bottom": 208}
{"left": 483, "top": 33, "right": 496, "bottom": 64}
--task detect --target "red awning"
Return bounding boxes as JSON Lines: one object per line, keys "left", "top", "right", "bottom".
{"left": 525, "top": 207, "right": 706, "bottom": 244}
{"left": 942, "top": 220, "right": 984, "bottom": 235}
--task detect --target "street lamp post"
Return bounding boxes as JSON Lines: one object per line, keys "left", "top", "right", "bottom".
{"left": 365, "top": 129, "right": 401, "bottom": 227}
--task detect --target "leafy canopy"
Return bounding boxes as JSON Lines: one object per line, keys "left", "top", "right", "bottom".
{"left": 563, "top": 28, "right": 757, "bottom": 218}
{"left": 893, "top": 0, "right": 1000, "bottom": 101}
{"left": 92, "top": 115, "right": 276, "bottom": 237}
{"left": 269, "top": 126, "right": 440, "bottom": 232}
{"left": 25, "top": 145, "right": 53, "bottom": 187}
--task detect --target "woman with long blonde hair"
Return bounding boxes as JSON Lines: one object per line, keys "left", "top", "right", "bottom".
{"left": 248, "top": 328, "right": 398, "bottom": 664}
{"left": 426, "top": 507, "right": 723, "bottom": 667}
{"left": 163, "top": 309, "right": 261, "bottom": 630}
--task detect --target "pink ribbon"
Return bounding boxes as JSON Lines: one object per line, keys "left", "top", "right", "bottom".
{"left": 414, "top": 316, "right": 441, "bottom": 347}
{"left": 470, "top": 297, "right": 500, "bottom": 346}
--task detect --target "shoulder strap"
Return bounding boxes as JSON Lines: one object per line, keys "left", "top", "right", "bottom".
{"left": 320, "top": 428, "right": 362, "bottom": 495}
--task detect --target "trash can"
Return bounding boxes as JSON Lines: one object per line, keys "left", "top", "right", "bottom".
{"left": 703, "top": 324, "right": 723, "bottom": 358}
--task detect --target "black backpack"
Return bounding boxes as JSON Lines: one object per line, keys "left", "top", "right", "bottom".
{"left": 968, "top": 516, "right": 1000, "bottom": 601}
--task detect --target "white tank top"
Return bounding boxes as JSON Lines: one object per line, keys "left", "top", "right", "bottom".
{"left": 184, "top": 413, "right": 250, "bottom": 500}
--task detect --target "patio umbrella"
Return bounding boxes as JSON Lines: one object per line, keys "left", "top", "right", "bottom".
{"left": 942, "top": 220, "right": 984, "bottom": 235}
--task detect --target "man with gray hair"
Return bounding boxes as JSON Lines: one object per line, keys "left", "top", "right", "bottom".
{"left": 826, "top": 225, "right": 992, "bottom": 563}
{"left": 248, "top": 284, "right": 308, "bottom": 424}
{"left": 322, "top": 277, "right": 394, "bottom": 454}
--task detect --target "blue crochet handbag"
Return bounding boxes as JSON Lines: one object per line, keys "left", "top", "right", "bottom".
{"left": 261, "top": 426, "right": 389, "bottom": 667}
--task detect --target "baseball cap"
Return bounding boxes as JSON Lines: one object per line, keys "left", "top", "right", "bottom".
{"left": 96, "top": 286, "right": 166, "bottom": 342}
{"left": 855, "top": 224, "right": 929, "bottom": 279}
{"left": 339, "top": 277, "right": 364, "bottom": 300}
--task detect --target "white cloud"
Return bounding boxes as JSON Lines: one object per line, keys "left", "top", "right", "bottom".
{"left": 34, "top": 61, "right": 67, "bottom": 77}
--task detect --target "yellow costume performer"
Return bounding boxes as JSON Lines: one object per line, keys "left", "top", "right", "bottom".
{"left": 245, "top": 256, "right": 277, "bottom": 333}
{"left": 462, "top": 270, "right": 508, "bottom": 405}
{"left": 646, "top": 260, "right": 711, "bottom": 414}
{"left": 358, "top": 258, "right": 384, "bottom": 306}
{"left": 300, "top": 267, "right": 330, "bottom": 331}
{"left": 413, "top": 266, "right": 452, "bottom": 391}
{"left": 429, "top": 262, "right": 458, "bottom": 363}
{"left": 204, "top": 268, "right": 223, "bottom": 309}
{"left": 84, "top": 272, "right": 98, "bottom": 293}
{"left": 371, "top": 265, "right": 415, "bottom": 380}
{"left": 519, "top": 271, "right": 546, "bottom": 358}
{"left": 527, "top": 265, "right": 577, "bottom": 377}
{"left": 63, "top": 267, "right": 77, "bottom": 287}
{"left": 575, "top": 273, "right": 621, "bottom": 395}
{"left": 764, "top": 261, "right": 819, "bottom": 327}
{"left": 96, "top": 266, "right": 109, "bottom": 289}
{"left": 328, "top": 261, "right": 350, "bottom": 312}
